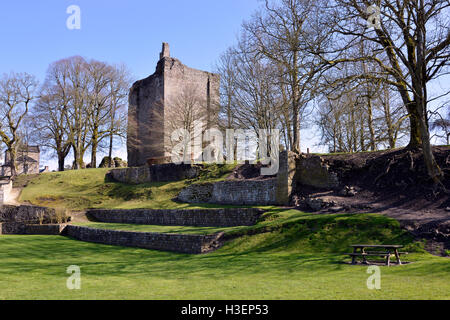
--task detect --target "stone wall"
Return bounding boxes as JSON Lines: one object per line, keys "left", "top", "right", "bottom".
{"left": 0, "top": 205, "right": 68, "bottom": 224}
{"left": 177, "top": 179, "right": 277, "bottom": 205}
{"left": 87, "top": 208, "right": 263, "bottom": 227}
{"left": 106, "top": 163, "right": 200, "bottom": 184}
{"left": 64, "top": 225, "right": 224, "bottom": 254}
{"left": 294, "top": 155, "right": 340, "bottom": 189}
{"left": 276, "top": 151, "right": 297, "bottom": 205}
{"left": 176, "top": 151, "right": 296, "bottom": 206}
{"left": 0, "top": 223, "right": 67, "bottom": 235}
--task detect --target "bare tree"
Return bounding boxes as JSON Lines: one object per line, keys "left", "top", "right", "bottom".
{"left": 430, "top": 106, "right": 450, "bottom": 145}
{"left": 86, "top": 60, "right": 114, "bottom": 168}
{"left": 165, "top": 84, "right": 206, "bottom": 161}
{"left": 61, "top": 56, "right": 91, "bottom": 169}
{"left": 32, "top": 60, "right": 73, "bottom": 171}
{"left": 243, "top": 0, "right": 330, "bottom": 152}
{"left": 105, "top": 64, "right": 131, "bottom": 167}
{"left": 322, "top": 0, "right": 450, "bottom": 182}
{"left": 216, "top": 48, "right": 238, "bottom": 130}
{"left": 0, "top": 72, "right": 38, "bottom": 176}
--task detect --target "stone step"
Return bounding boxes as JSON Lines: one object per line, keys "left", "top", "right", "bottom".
{"left": 86, "top": 208, "right": 264, "bottom": 227}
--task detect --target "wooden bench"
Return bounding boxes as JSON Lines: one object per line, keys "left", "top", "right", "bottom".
{"left": 347, "top": 245, "right": 408, "bottom": 266}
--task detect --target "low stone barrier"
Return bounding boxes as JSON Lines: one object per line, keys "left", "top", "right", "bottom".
{"left": 0, "top": 222, "right": 67, "bottom": 235}
{"left": 64, "top": 225, "right": 224, "bottom": 254}
{"left": 87, "top": 208, "right": 263, "bottom": 227}
{"left": 0, "top": 205, "right": 69, "bottom": 224}
{"left": 106, "top": 163, "right": 201, "bottom": 184}
{"left": 178, "top": 179, "right": 277, "bottom": 205}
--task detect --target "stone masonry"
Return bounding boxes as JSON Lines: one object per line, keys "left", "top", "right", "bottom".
{"left": 87, "top": 208, "right": 264, "bottom": 227}
{"left": 0, "top": 205, "right": 68, "bottom": 224}
{"left": 65, "top": 225, "right": 224, "bottom": 254}
{"left": 177, "top": 179, "right": 278, "bottom": 206}
{"left": 177, "top": 151, "right": 296, "bottom": 206}
{"left": 127, "top": 43, "right": 220, "bottom": 167}
{"left": 106, "top": 163, "right": 201, "bottom": 184}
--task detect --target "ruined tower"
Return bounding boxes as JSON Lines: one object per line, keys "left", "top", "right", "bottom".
{"left": 127, "top": 43, "right": 220, "bottom": 167}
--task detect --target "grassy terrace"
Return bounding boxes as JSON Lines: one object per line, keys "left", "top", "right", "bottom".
{"left": 17, "top": 165, "right": 237, "bottom": 210}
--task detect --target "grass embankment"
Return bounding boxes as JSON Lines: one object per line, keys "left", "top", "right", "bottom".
{"left": 1, "top": 212, "right": 449, "bottom": 299}
{"left": 17, "top": 164, "right": 236, "bottom": 210}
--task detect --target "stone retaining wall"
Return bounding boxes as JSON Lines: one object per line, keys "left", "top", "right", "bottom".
{"left": 0, "top": 223, "right": 67, "bottom": 235}
{"left": 106, "top": 163, "right": 200, "bottom": 184}
{"left": 295, "top": 155, "right": 340, "bottom": 189}
{"left": 87, "top": 208, "right": 263, "bottom": 227}
{"left": 0, "top": 205, "right": 68, "bottom": 224}
{"left": 64, "top": 225, "right": 224, "bottom": 254}
{"left": 177, "top": 179, "right": 277, "bottom": 205}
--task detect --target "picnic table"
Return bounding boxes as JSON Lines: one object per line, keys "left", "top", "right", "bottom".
{"left": 347, "top": 244, "right": 408, "bottom": 266}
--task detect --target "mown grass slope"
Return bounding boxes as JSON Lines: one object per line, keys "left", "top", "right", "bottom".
{"left": 18, "top": 165, "right": 236, "bottom": 210}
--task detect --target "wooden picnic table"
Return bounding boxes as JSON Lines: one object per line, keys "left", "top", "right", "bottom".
{"left": 348, "top": 244, "right": 407, "bottom": 266}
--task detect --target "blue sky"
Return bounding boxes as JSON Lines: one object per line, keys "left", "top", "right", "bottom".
{"left": 0, "top": 0, "right": 269, "bottom": 169}
{"left": 0, "top": 1, "right": 260, "bottom": 81}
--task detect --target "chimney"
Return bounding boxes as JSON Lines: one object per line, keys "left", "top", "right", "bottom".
{"left": 160, "top": 42, "right": 170, "bottom": 60}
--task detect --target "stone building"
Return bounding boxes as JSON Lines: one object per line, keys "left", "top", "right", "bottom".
{"left": 1, "top": 146, "right": 40, "bottom": 176}
{"left": 127, "top": 43, "right": 220, "bottom": 167}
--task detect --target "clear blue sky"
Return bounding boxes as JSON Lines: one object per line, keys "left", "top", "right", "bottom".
{"left": 0, "top": 0, "right": 260, "bottom": 81}
{"left": 0, "top": 0, "right": 264, "bottom": 169}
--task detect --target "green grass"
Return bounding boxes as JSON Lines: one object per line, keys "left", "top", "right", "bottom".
{"left": 18, "top": 164, "right": 237, "bottom": 210}
{"left": 72, "top": 222, "right": 232, "bottom": 235}
{"left": 10, "top": 165, "right": 450, "bottom": 299}
{"left": 1, "top": 212, "right": 449, "bottom": 299}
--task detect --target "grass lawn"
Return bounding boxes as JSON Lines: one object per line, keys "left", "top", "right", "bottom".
{"left": 1, "top": 211, "right": 449, "bottom": 299}
{"left": 17, "top": 165, "right": 237, "bottom": 210}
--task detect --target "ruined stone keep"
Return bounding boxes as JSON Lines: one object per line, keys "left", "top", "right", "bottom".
{"left": 127, "top": 43, "right": 220, "bottom": 167}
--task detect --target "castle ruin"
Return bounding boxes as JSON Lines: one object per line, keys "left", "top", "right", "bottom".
{"left": 127, "top": 43, "right": 220, "bottom": 167}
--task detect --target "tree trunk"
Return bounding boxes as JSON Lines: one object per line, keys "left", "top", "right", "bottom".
{"left": 383, "top": 87, "right": 396, "bottom": 149}
{"left": 91, "top": 141, "right": 98, "bottom": 169}
{"left": 407, "top": 105, "right": 422, "bottom": 148}
{"left": 291, "top": 51, "right": 300, "bottom": 153}
{"left": 9, "top": 148, "right": 17, "bottom": 177}
{"left": 414, "top": 1, "right": 443, "bottom": 183}
{"left": 367, "top": 97, "right": 376, "bottom": 151}
{"left": 108, "top": 133, "right": 114, "bottom": 168}
{"left": 58, "top": 153, "right": 65, "bottom": 172}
